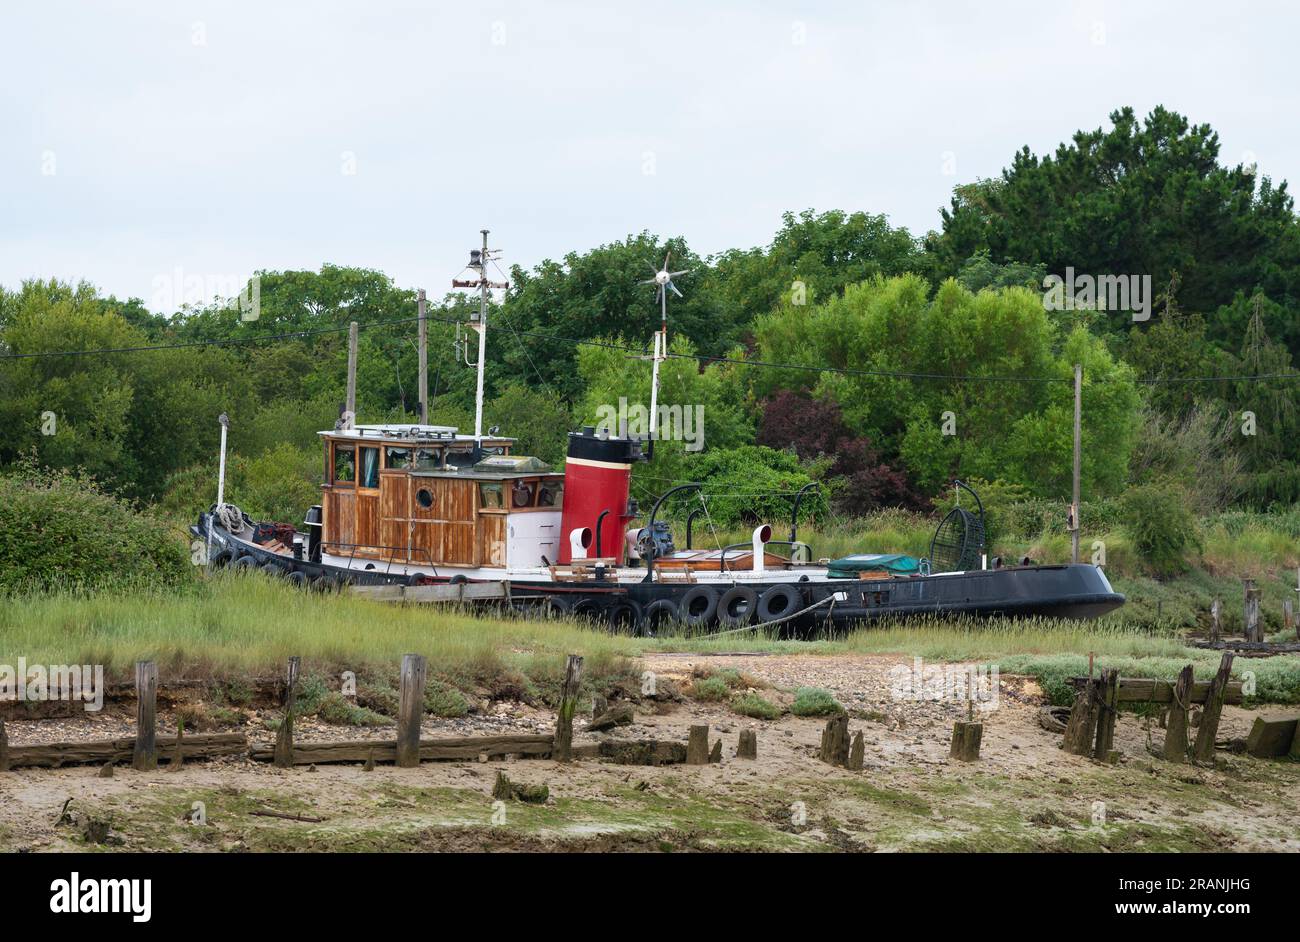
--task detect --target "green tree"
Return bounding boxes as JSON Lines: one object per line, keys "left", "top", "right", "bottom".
{"left": 927, "top": 106, "right": 1300, "bottom": 352}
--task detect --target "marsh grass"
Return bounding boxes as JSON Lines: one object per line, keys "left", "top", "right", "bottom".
{"left": 3, "top": 568, "right": 1297, "bottom": 708}
{"left": 0, "top": 571, "right": 639, "bottom": 694}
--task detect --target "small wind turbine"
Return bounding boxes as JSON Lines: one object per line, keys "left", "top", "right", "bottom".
{"left": 639, "top": 251, "right": 690, "bottom": 449}
{"left": 641, "top": 251, "right": 691, "bottom": 325}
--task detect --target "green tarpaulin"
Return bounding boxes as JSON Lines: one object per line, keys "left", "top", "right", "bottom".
{"left": 826, "top": 553, "right": 921, "bottom": 579}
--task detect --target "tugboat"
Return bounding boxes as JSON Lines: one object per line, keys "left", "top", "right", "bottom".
{"left": 192, "top": 232, "right": 1125, "bottom": 634}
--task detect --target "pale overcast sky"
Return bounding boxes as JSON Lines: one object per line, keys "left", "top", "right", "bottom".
{"left": 1, "top": 1, "right": 1296, "bottom": 311}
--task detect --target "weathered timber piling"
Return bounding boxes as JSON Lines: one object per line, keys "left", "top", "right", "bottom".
{"left": 949, "top": 722, "right": 982, "bottom": 761}
{"left": 848, "top": 730, "right": 865, "bottom": 770}
{"left": 686, "top": 725, "right": 711, "bottom": 765}
{"left": 1210, "top": 598, "right": 1221, "bottom": 643}
{"left": 737, "top": 729, "right": 757, "bottom": 760}
{"left": 13, "top": 734, "right": 245, "bottom": 769}
{"left": 1162, "top": 665, "right": 1194, "bottom": 763}
{"left": 397, "top": 653, "right": 428, "bottom": 768}
{"left": 0, "top": 718, "right": 8, "bottom": 773}
{"left": 1093, "top": 668, "right": 1119, "bottom": 760}
{"left": 553, "top": 654, "right": 583, "bottom": 763}
{"left": 1244, "top": 581, "right": 1262, "bottom": 643}
{"left": 132, "top": 661, "right": 158, "bottom": 771}
{"left": 1061, "top": 677, "right": 1100, "bottom": 756}
{"left": 167, "top": 721, "right": 185, "bottom": 771}
{"left": 1193, "top": 652, "right": 1234, "bottom": 761}
{"left": 249, "top": 734, "right": 553, "bottom": 765}
{"left": 819, "top": 714, "right": 850, "bottom": 767}
{"left": 273, "top": 656, "right": 300, "bottom": 769}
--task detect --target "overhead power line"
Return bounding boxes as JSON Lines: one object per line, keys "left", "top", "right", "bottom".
{"left": 4, "top": 309, "right": 1300, "bottom": 387}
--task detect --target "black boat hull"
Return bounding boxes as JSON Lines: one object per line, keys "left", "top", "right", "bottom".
{"left": 193, "top": 512, "right": 1123, "bottom": 629}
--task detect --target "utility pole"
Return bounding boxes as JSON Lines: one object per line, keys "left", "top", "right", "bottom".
{"left": 417, "top": 289, "right": 428, "bottom": 424}
{"left": 345, "top": 321, "right": 358, "bottom": 429}
{"left": 1071, "top": 362, "right": 1082, "bottom": 564}
{"left": 473, "top": 230, "right": 490, "bottom": 446}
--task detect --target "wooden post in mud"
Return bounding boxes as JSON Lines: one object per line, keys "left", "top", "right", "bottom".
{"left": 1244, "top": 582, "right": 1261, "bottom": 643}
{"left": 397, "top": 654, "right": 428, "bottom": 768}
{"left": 553, "top": 654, "right": 583, "bottom": 763}
{"left": 1093, "top": 668, "right": 1119, "bottom": 761}
{"left": 951, "top": 668, "right": 983, "bottom": 761}
{"left": 273, "top": 657, "right": 300, "bottom": 769}
{"left": 1284, "top": 599, "right": 1294, "bottom": 632}
{"left": 737, "top": 729, "right": 757, "bottom": 760}
{"left": 132, "top": 661, "right": 158, "bottom": 771}
{"left": 1193, "top": 652, "right": 1234, "bottom": 762}
{"left": 1162, "top": 665, "right": 1194, "bottom": 763}
{"left": 819, "top": 715, "right": 850, "bottom": 767}
{"left": 848, "top": 730, "right": 865, "bottom": 770}
{"left": 950, "top": 722, "right": 982, "bottom": 761}
{"left": 686, "top": 725, "right": 711, "bottom": 765}
{"left": 0, "top": 718, "right": 8, "bottom": 772}
{"left": 167, "top": 720, "right": 185, "bottom": 771}
{"left": 1210, "top": 599, "right": 1221, "bottom": 643}
{"left": 1062, "top": 677, "right": 1100, "bottom": 756}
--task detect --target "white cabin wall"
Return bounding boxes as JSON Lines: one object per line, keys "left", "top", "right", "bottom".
{"left": 507, "top": 512, "right": 562, "bottom": 568}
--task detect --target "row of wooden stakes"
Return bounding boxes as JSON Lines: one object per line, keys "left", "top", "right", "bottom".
{"left": 0, "top": 654, "right": 764, "bottom": 772}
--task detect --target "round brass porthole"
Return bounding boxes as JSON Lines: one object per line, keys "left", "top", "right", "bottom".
{"left": 416, "top": 488, "right": 434, "bottom": 509}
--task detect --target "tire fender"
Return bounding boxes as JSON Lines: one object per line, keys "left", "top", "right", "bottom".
{"left": 756, "top": 584, "right": 802, "bottom": 623}
{"left": 678, "top": 586, "right": 719, "bottom": 627}
{"left": 717, "top": 585, "right": 758, "bottom": 627}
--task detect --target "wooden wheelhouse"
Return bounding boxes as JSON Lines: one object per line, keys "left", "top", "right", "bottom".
{"left": 319, "top": 424, "right": 565, "bottom": 570}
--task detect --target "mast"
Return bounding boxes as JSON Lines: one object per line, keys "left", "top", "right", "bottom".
{"left": 640, "top": 251, "right": 688, "bottom": 452}
{"left": 452, "top": 229, "right": 508, "bottom": 447}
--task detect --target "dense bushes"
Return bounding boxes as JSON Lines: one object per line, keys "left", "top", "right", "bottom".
{"left": 157, "top": 442, "right": 320, "bottom": 525}
{"left": 0, "top": 467, "right": 191, "bottom": 592}
{"left": 1120, "top": 483, "right": 1202, "bottom": 578}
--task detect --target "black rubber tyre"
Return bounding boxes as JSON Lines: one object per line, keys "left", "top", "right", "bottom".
{"left": 678, "top": 586, "right": 719, "bottom": 628}
{"left": 718, "top": 585, "right": 758, "bottom": 627}
{"left": 310, "top": 575, "right": 336, "bottom": 592}
{"left": 232, "top": 554, "right": 259, "bottom": 571}
{"left": 449, "top": 574, "right": 469, "bottom": 585}
{"left": 260, "top": 561, "right": 286, "bottom": 577}
{"left": 538, "top": 595, "right": 573, "bottom": 619}
{"left": 572, "top": 597, "right": 604, "bottom": 623}
{"left": 756, "top": 584, "right": 802, "bottom": 623}
{"left": 606, "top": 598, "right": 644, "bottom": 635}
{"left": 211, "top": 547, "right": 237, "bottom": 567}
{"left": 643, "top": 599, "right": 680, "bottom": 637}
{"left": 406, "top": 572, "right": 430, "bottom": 587}
{"left": 285, "top": 571, "right": 309, "bottom": 589}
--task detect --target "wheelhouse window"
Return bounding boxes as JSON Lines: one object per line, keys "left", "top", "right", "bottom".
{"left": 413, "top": 448, "right": 440, "bottom": 470}
{"left": 385, "top": 446, "right": 410, "bottom": 469}
{"left": 333, "top": 444, "right": 355, "bottom": 484}
{"left": 359, "top": 446, "right": 379, "bottom": 488}
{"left": 511, "top": 479, "right": 537, "bottom": 509}
{"left": 479, "top": 482, "right": 504, "bottom": 509}
{"left": 445, "top": 449, "right": 476, "bottom": 469}
{"left": 538, "top": 481, "right": 562, "bottom": 507}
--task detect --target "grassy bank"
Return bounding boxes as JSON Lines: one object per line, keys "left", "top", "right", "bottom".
{"left": 0, "top": 574, "right": 641, "bottom": 709}
{"left": 5, "top": 574, "right": 1295, "bottom": 709}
